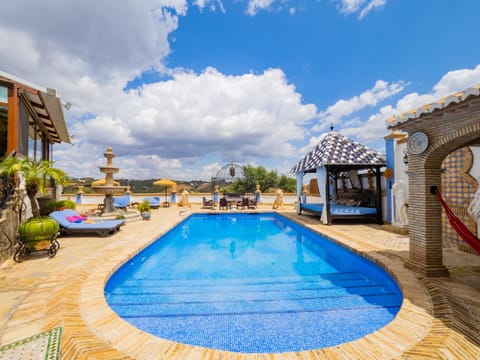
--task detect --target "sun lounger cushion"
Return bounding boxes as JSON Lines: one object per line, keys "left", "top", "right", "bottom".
{"left": 330, "top": 204, "right": 376, "bottom": 215}
{"left": 300, "top": 203, "right": 376, "bottom": 216}
{"left": 50, "top": 209, "right": 125, "bottom": 236}
{"left": 300, "top": 203, "right": 324, "bottom": 214}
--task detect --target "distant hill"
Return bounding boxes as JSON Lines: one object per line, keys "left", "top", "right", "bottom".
{"left": 63, "top": 178, "right": 214, "bottom": 194}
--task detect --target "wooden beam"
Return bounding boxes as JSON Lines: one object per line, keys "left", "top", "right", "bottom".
{"left": 0, "top": 79, "right": 13, "bottom": 89}
{"left": 30, "top": 100, "right": 45, "bottom": 109}
{"left": 42, "top": 133, "right": 49, "bottom": 161}
{"left": 18, "top": 92, "right": 55, "bottom": 144}
{"left": 6, "top": 84, "right": 18, "bottom": 155}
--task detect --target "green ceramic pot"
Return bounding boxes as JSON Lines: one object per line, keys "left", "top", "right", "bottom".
{"left": 19, "top": 217, "right": 59, "bottom": 251}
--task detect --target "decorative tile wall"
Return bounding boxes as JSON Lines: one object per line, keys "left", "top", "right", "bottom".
{"left": 441, "top": 147, "right": 478, "bottom": 252}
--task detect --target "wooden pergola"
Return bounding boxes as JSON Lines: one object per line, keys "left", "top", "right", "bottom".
{"left": 0, "top": 70, "right": 70, "bottom": 160}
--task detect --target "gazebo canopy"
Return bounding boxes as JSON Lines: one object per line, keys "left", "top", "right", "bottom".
{"left": 291, "top": 131, "right": 386, "bottom": 174}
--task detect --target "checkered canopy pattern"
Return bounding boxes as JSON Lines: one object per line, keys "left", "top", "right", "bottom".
{"left": 291, "top": 131, "right": 386, "bottom": 174}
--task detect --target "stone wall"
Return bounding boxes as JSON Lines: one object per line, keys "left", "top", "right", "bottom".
{"left": 0, "top": 207, "right": 19, "bottom": 264}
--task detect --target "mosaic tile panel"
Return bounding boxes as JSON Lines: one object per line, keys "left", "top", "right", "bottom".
{"left": 0, "top": 327, "right": 62, "bottom": 360}
{"left": 441, "top": 147, "right": 478, "bottom": 251}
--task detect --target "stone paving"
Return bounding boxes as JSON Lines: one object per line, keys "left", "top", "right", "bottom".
{"left": 1, "top": 205, "right": 479, "bottom": 359}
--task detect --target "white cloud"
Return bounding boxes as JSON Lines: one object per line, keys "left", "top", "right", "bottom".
{"left": 247, "top": 0, "right": 276, "bottom": 16}
{"left": 0, "top": 0, "right": 186, "bottom": 90}
{"left": 314, "top": 80, "right": 405, "bottom": 131}
{"left": 56, "top": 67, "right": 317, "bottom": 179}
{"left": 358, "top": 0, "right": 386, "bottom": 19}
{"left": 392, "top": 64, "right": 480, "bottom": 116}
{"left": 0, "top": 0, "right": 320, "bottom": 181}
{"left": 338, "top": 0, "right": 387, "bottom": 19}
{"left": 194, "top": 0, "right": 225, "bottom": 13}
{"left": 339, "top": 64, "right": 480, "bottom": 143}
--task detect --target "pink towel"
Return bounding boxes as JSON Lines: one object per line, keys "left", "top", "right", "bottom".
{"left": 66, "top": 215, "right": 82, "bottom": 223}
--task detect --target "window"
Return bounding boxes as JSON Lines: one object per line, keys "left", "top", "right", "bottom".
{"left": 0, "top": 86, "right": 7, "bottom": 103}
{"left": 0, "top": 86, "right": 7, "bottom": 157}
{"left": 0, "top": 105, "right": 6, "bottom": 157}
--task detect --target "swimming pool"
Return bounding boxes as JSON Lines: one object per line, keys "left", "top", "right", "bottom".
{"left": 105, "top": 213, "right": 403, "bottom": 353}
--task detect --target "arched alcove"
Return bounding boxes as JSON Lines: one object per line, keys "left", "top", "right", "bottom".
{"left": 388, "top": 86, "right": 480, "bottom": 277}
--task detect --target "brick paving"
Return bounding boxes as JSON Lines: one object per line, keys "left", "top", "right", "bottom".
{"left": 1, "top": 205, "right": 479, "bottom": 359}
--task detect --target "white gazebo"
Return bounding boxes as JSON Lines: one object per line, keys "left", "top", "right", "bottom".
{"left": 291, "top": 129, "right": 386, "bottom": 225}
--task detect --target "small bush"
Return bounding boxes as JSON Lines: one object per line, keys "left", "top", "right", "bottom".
{"left": 137, "top": 200, "right": 151, "bottom": 213}
{"left": 41, "top": 199, "right": 76, "bottom": 216}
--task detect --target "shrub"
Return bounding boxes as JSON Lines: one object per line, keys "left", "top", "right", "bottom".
{"left": 137, "top": 200, "right": 151, "bottom": 213}
{"left": 41, "top": 199, "right": 76, "bottom": 216}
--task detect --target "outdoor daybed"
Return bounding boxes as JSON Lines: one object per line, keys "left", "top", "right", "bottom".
{"left": 50, "top": 209, "right": 125, "bottom": 237}
{"left": 291, "top": 129, "right": 386, "bottom": 225}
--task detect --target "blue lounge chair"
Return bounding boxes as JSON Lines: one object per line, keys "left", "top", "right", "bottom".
{"left": 113, "top": 195, "right": 130, "bottom": 210}
{"left": 143, "top": 196, "right": 161, "bottom": 209}
{"left": 49, "top": 209, "right": 125, "bottom": 237}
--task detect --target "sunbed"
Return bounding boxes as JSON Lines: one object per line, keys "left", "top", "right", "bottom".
{"left": 49, "top": 209, "right": 125, "bottom": 237}
{"left": 113, "top": 196, "right": 130, "bottom": 210}
{"left": 143, "top": 196, "right": 161, "bottom": 208}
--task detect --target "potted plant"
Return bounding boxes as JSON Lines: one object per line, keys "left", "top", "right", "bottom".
{"left": 138, "top": 200, "right": 151, "bottom": 220}
{"left": 0, "top": 156, "right": 69, "bottom": 260}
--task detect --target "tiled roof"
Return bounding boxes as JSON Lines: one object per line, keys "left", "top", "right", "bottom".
{"left": 387, "top": 85, "right": 480, "bottom": 128}
{"left": 291, "top": 131, "right": 386, "bottom": 174}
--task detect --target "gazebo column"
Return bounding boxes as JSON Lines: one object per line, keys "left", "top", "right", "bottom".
{"left": 374, "top": 167, "right": 383, "bottom": 225}
{"left": 325, "top": 167, "right": 331, "bottom": 225}
{"left": 406, "top": 165, "right": 449, "bottom": 277}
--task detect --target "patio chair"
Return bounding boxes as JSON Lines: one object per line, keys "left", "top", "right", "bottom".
{"left": 248, "top": 198, "right": 257, "bottom": 209}
{"left": 237, "top": 197, "right": 249, "bottom": 210}
{"left": 49, "top": 209, "right": 125, "bottom": 237}
{"left": 202, "top": 197, "right": 215, "bottom": 209}
{"left": 219, "top": 197, "right": 230, "bottom": 210}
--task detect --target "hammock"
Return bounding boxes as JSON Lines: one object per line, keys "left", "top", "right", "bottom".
{"left": 432, "top": 186, "right": 480, "bottom": 255}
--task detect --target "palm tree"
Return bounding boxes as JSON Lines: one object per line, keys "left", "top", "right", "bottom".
{"left": 0, "top": 156, "right": 69, "bottom": 217}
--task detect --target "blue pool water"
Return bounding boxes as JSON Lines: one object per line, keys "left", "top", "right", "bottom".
{"left": 105, "top": 213, "right": 402, "bottom": 353}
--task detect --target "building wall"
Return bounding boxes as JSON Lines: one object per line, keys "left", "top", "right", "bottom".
{"left": 385, "top": 134, "right": 408, "bottom": 226}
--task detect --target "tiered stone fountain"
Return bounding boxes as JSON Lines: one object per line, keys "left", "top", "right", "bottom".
{"left": 92, "top": 146, "right": 127, "bottom": 214}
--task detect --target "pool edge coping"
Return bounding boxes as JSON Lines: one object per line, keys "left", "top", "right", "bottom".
{"left": 78, "top": 210, "right": 435, "bottom": 359}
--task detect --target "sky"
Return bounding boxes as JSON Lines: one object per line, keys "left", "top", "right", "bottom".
{"left": 1, "top": 0, "right": 480, "bottom": 181}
